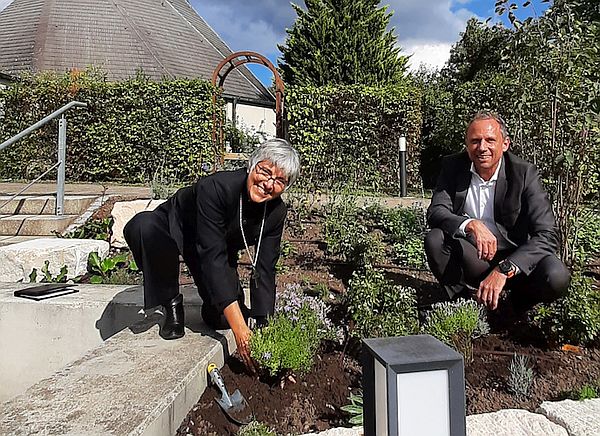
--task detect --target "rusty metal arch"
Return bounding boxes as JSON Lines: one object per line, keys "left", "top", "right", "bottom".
{"left": 211, "top": 51, "right": 285, "bottom": 166}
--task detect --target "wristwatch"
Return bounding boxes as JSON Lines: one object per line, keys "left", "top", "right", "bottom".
{"left": 498, "top": 259, "right": 516, "bottom": 278}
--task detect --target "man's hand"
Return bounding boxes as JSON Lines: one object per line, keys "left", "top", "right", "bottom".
{"left": 223, "top": 301, "right": 257, "bottom": 374}
{"left": 476, "top": 267, "right": 507, "bottom": 310}
{"left": 465, "top": 219, "right": 497, "bottom": 261}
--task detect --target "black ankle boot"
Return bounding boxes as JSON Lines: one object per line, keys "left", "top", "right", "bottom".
{"left": 160, "top": 294, "right": 184, "bottom": 340}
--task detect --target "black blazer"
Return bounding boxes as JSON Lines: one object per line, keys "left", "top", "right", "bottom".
{"left": 427, "top": 151, "right": 558, "bottom": 275}
{"left": 159, "top": 168, "right": 286, "bottom": 317}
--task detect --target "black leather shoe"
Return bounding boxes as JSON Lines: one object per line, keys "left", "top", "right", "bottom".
{"left": 160, "top": 294, "right": 184, "bottom": 340}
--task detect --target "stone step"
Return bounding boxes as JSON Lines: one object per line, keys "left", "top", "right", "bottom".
{"left": 0, "top": 214, "right": 79, "bottom": 236}
{"left": 0, "top": 195, "right": 97, "bottom": 215}
{"left": 0, "top": 238, "right": 109, "bottom": 282}
{"left": 0, "top": 235, "right": 44, "bottom": 247}
{"left": 0, "top": 284, "right": 235, "bottom": 436}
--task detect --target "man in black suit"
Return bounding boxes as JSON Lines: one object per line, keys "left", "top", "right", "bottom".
{"left": 425, "top": 111, "right": 570, "bottom": 311}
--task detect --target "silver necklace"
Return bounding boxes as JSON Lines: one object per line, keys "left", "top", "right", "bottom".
{"left": 239, "top": 193, "right": 267, "bottom": 287}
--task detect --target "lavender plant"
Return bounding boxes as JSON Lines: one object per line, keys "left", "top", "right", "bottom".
{"left": 508, "top": 354, "right": 534, "bottom": 400}
{"left": 250, "top": 284, "right": 340, "bottom": 376}
{"left": 422, "top": 299, "right": 489, "bottom": 362}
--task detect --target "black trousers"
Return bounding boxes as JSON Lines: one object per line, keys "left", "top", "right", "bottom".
{"left": 123, "top": 208, "right": 248, "bottom": 329}
{"left": 424, "top": 228, "right": 570, "bottom": 308}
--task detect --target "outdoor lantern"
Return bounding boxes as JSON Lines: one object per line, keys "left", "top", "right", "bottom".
{"left": 362, "top": 334, "right": 466, "bottom": 436}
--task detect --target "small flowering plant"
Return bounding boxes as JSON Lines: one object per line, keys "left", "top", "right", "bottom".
{"left": 250, "top": 284, "right": 337, "bottom": 377}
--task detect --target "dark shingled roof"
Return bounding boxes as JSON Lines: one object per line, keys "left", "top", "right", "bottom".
{"left": 0, "top": 0, "right": 273, "bottom": 104}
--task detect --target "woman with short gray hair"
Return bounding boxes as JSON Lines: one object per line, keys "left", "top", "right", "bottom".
{"left": 125, "top": 139, "right": 300, "bottom": 372}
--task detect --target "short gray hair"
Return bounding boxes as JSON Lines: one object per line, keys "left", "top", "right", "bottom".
{"left": 468, "top": 110, "right": 510, "bottom": 140}
{"left": 247, "top": 138, "right": 301, "bottom": 188}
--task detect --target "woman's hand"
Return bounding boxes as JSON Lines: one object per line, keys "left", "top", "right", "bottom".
{"left": 223, "top": 301, "right": 257, "bottom": 374}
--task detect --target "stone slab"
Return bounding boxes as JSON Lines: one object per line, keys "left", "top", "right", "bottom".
{"left": 0, "top": 238, "right": 109, "bottom": 282}
{"left": 0, "top": 235, "right": 43, "bottom": 247}
{"left": 0, "top": 311, "right": 235, "bottom": 436}
{"left": 0, "top": 195, "right": 96, "bottom": 215}
{"left": 0, "top": 214, "right": 78, "bottom": 236}
{"left": 0, "top": 283, "right": 204, "bottom": 403}
{"left": 467, "top": 409, "right": 568, "bottom": 436}
{"left": 538, "top": 399, "right": 600, "bottom": 436}
{"left": 111, "top": 199, "right": 165, "bottom": 248}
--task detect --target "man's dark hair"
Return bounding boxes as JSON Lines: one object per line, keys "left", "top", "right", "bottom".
{"left": 467, "top": 110, "right": 510, "bottom": 140}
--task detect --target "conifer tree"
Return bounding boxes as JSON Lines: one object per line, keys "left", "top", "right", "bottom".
{"left": 278, "top": 0, "right": 407, "bottom": 86}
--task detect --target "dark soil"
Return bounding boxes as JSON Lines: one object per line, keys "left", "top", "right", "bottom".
{"left": 93, "top": 198, "right": 600, "bottom": 434}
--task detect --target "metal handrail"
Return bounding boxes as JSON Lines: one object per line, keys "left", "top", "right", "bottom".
{"left": 0, "top": 101, "right": 87, "bottom": 215}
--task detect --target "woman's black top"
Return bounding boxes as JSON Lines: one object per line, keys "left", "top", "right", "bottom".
{"left": 160, "top": 168, "right": 287, "bottom": 317}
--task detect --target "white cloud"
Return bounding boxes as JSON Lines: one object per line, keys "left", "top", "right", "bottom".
{"left": 403, "top": 40, "right": 453, "bottom": 71}
{"left": 387, "top": 0, "right": 476, "bottom": 71}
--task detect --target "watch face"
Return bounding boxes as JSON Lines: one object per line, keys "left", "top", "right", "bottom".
{"left": 499, "top": 260, "right": 512, "bottom": 274}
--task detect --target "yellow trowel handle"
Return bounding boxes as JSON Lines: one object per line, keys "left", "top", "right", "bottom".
{"left": 207, "top": 363, "right": 233, "bottom": 408}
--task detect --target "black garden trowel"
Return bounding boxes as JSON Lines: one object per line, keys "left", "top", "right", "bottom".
{"left": 207, "top": 363, "right": 253, "bottom": 425}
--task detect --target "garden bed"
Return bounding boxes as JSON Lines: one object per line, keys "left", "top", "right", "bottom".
{"left": 175, "top": 210, "right": 600, "bottom": 435}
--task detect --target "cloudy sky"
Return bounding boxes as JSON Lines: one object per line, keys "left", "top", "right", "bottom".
{"left": 189, "top": 0, "right": 549, "bottom": 84}
{"left": 0, "top": 0, "right": 549, "bottom": 84}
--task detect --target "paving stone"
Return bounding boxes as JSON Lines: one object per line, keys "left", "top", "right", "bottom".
{"left": 0, "top": 312, "right": 235, "bottom": 436}
{"left": 0, "top": 238, "right": 109, "bottom": 282}
{"left": 111, "top": 199, "right": 165, "bottom": 248}
{"left": 538, "top": 399, "right": 600, "bottom": 436}
{"left": 467, "top": 409, "right": 568, "bottom": 436}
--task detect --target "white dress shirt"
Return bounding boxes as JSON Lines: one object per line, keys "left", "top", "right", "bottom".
{"left": 457, "top": 158, "right": 515, "bottom": 259}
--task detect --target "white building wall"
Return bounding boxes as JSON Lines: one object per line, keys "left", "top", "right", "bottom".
{"left": 226, "top": 101, "right": 276, "bottom": 141}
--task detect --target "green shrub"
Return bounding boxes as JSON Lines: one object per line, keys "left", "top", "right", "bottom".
{"left": 286, "top": 84, "right": 423, "bottom": 193}
{"left": 250, "top": 307, "right": 321, "bottom": 377}
{"left": 346, "top": 267, "right": 419, "bottom": 338}
{"left": 534, "top": 272, "right": 600, "bottom": 346}
{"left": 0, "top": 70, "right": 217, "bottom": 183}
{"left": 572, "top": 208, "right": 600, "bottom": 268}
{"left": 422, "top": 299, "right": 489, "bottom": 362}
{"left": 324, "top": 198, "right": 385, "bottom": 267}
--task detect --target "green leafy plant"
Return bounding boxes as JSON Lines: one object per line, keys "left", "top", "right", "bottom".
{"left": 346, "top": 267, "right": 419, "bottom": 338}
{"left": 422, "top": 299, "right": 489, "bottom": 362}
{"left": 29, "top": 260, "right": 68, "bottom": 283}
{"left": 87, "top": 251, "right": 140, "bottom": 284}
{"left": 571, "top": 383, "right": 599, "bottom": 401}
{"left": 533, "top": 272, "right": 600, "bottom": 346}
{"left": 63, "top": 217, "right": 113, "bottom": 241}
{"left": 340, "top": 391, "right": 363, "bottom": 426}
{"left": 507, "top": 354, "right": 534, "bottom": 400}
{"left": 275, "top": 239, "right": 297, "bottom": 274}
{"left": 237, "top": 421, "right": 276, "bottom": 436}
{"left": 324, "top": 199, "right": 385, "bottom": 267}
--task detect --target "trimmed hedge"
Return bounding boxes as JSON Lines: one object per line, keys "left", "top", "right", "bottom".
{"left": 286, "top": 84, "right": 423, "bottom": 194}
{"left": 0, "top": 70, "right": 218, "bottom": 183}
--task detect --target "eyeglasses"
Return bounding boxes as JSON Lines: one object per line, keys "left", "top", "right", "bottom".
{"left": 255, "top": 163, "right": 288, "bottom": 189}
